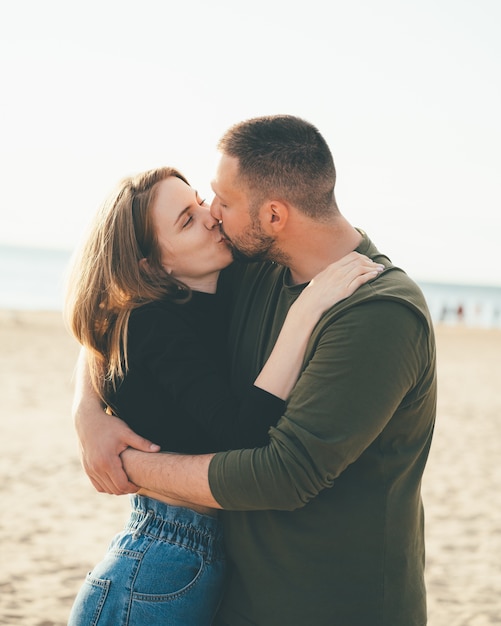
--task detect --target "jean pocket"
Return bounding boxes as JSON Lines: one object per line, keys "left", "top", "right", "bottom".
{"left": 130, "top": 548, "right": 225, "bottom": 626}
{"left": 68, "top": 573, "right": 111, "bottom": 626}
{"left": 133, "top": 542, "right": 208, "bottom": 598}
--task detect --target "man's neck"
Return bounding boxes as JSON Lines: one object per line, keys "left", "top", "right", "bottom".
{"left": 285, "top": 218, "right": 363, "bottom": 285}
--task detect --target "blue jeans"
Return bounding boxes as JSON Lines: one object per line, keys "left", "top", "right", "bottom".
{"left": 68, "top": 495, "right": 226, "bottom": 625}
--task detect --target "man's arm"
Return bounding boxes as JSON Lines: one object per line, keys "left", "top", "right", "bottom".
{"left": 76, "top": 255, "right": 382, "bottom": 495}
{"left": 122, "top": 301, "right": 431, "bottom": 512}
{"left": 209, "top": 300, "right": 433, "bottom": 511}
{"left": 73, "top": 348, "right": 160, "bottom": 495}
{"left": 121, "top": 448, "right": 221, "bottom": 508}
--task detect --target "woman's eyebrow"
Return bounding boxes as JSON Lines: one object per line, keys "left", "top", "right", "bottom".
{"left": 174, "top": 205, "right": 191, "bottom": 226}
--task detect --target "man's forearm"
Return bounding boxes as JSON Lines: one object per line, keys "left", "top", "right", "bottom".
{"left": 121, "top": 448, "right": 221, "bottom": 509}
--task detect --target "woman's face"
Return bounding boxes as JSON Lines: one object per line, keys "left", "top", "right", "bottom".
{"left": 151, "top": 176, "right": 233, "bottom": 292}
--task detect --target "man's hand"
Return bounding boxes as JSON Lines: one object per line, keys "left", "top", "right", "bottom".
{"left": 75, "top": 408, "right": 161, "bottom": 495}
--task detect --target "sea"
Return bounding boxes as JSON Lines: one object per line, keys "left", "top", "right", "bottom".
{"left": 1, "top": 244, "right": 501, "bottom": 328}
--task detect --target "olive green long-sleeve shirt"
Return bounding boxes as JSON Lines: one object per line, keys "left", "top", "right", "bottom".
{"left": 209, "top": 232, "right": 436, "bottom": 626}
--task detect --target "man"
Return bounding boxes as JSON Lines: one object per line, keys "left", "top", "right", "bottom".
{"left": 75, "top": 115, "right": 436, "bottom": 625}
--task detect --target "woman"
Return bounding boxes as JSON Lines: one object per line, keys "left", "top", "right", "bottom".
{"left": 65, "top": 166, "right": 383, "bottom": 625}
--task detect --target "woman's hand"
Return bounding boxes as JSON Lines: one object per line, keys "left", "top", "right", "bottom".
{"left": 253, "top": 253, "right": 384, "bottom": 400}
{"left": 297, "top": 252, "right": 384, "bottom": 315}
{"left": 75, "top": 408, "right": 160, "bottom": 495}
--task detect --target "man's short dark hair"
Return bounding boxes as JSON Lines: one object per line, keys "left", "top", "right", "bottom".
{"left": 218, "top": 115, "right": 338, "bottom": 219}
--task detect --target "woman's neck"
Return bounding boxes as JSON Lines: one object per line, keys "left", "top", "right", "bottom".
{"left": 182, "top": 271, "right": 220, "bottom": 294}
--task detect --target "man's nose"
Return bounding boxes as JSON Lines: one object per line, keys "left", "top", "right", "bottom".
{"left": 204, "top": 210, "right": 221, "bottom": 230}
{"left": 210, "top": 198, "right": 222, "bottom": 221}
{"left": 204, "top": 215, "right": 218, "bottom": 230}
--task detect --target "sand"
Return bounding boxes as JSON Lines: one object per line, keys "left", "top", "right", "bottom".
{"left": 0, "top": 310, "right": 500, "bottom": 625}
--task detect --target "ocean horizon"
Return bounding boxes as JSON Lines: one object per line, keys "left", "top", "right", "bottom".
{"left": 1, "top": 243, "right": 500, "bottom": 328}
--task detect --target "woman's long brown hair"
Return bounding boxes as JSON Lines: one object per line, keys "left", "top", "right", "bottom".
{"left": 64, "top": 167, "right": 191, "bottom": 403}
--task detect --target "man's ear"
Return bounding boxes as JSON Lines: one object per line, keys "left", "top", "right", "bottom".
{"left": 261, "top": 200, "right": 289, "bottom": 233}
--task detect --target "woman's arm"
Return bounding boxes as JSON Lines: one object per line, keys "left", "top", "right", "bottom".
{"left": 254, "top": 252, "right": 383, "bottom": 398}
{"left": 74, "top": 253, "right": 382, "bottom": 494}
{"left": 129, "top": 252, "right": 383, "bottom": 450}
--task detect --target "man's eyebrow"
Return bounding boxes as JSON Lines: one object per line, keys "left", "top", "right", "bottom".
{"left": 211, "top": 184, "right": 225, "bottom": 203}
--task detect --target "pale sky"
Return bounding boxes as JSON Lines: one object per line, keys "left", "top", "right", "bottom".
{"left": 0, "top": 0, "right": 500, "bottom": 286}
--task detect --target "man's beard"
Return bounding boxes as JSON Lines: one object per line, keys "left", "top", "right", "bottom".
{"left": 222, "top": 221, "right": 289, "bottom": 265}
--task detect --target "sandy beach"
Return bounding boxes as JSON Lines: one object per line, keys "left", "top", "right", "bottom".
{"left": 0, "top": 310, "right": 500, "bottom": 626}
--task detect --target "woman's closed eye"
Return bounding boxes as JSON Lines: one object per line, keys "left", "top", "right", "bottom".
{"left": 182, "top": 214, "right": 193, "bottom": 228}
{"left": 181, "top": 194, "right": 208, "bottom": 228}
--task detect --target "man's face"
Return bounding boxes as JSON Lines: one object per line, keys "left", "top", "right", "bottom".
{"left": 210, "top": 154, "right": 275, "bottom": 262}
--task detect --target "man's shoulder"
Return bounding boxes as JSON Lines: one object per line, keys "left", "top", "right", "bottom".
{"left": 368, "top": 267, "right": 430, "bottom": 314}
{"left": 329, "top": 266, "right": 433, "bottom": 335}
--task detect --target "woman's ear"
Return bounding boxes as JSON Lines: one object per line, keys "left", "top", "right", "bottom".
{"left": 140, "top": 256, "right": 173, "bottom": 275}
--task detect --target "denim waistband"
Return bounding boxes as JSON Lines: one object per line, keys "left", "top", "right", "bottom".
{"left": 127, "top": 495, "right": 224, "bottom": 561}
